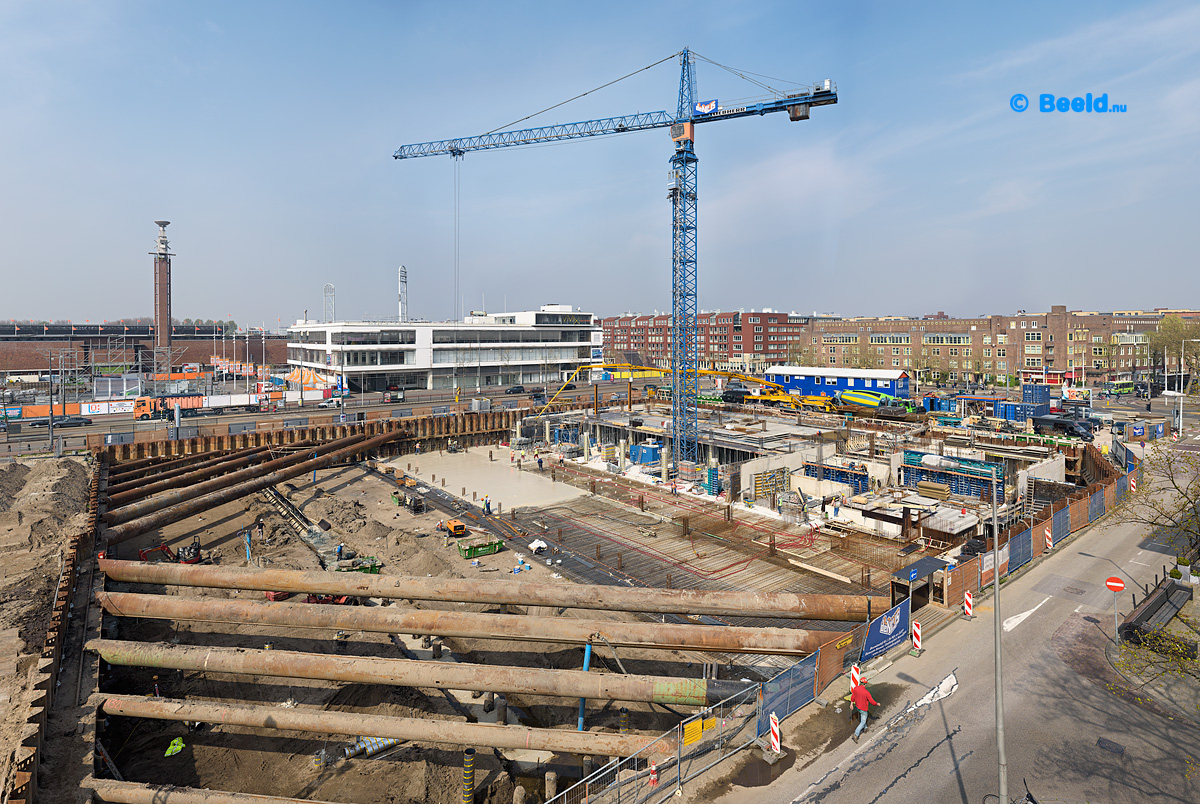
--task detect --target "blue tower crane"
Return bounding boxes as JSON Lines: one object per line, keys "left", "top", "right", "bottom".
{"left": 393, "top": 50, "right": 837, "bottom": 472}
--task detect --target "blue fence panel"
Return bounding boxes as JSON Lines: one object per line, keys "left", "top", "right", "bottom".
{"left": 1088, "top": 489, "right": 1104, "bottom": 522}
{"left": 229, "top": 421, "right": 256, "bottom": 435}
{"left": 282, "top": 417, "right": 309, "bottom": 429}
{"left": 1052, "top": 506, "right": 1070, "bottom": 545}
{"left": 1008, "top": 529, "right": 1032, "bottom": 573}
{"left": 756, "top": 654, "right": 818, "bottom": 737}
{"left": 1115, "top": 474, "right": 1128, "bottom": 503}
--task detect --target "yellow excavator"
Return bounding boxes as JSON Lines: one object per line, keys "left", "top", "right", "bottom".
{"left": 534, "top": 362, "right": 834, "bottom": 414}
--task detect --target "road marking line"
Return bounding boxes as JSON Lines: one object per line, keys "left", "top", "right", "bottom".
{"left": 1130, "top": 560, "right": 1151, "bottom": 566}
{"left": 1003, "top": 597, "right": 1050, "bottom": 632}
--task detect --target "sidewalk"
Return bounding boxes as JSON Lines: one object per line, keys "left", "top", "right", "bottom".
{"left": 1104, "top": 594, "right": 1200, "bottom": 724}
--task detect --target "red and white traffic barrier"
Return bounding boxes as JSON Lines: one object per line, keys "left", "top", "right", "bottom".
{"left": 769, "top": 712, "right": 781, "bottom": 753}
{"left": 850, "top": 664, "right": 861, "bottom": 689}
{"left": 912, "top": 620, "right": 922, "bottom": 652}
{"left": 649, "top": 760, "right": 658, "bottom": 787}
{"left": 1172, "top": 432, "right": 1179, "bottom": 442}
{"left": 963, "top": 590, "right": 973, "bottom": 618}
{"left": 1130, "top": 476, "right": 1138, "bottom": 492}
{"left": 1044, "top": 525, "right": 1053, "bottom": 552}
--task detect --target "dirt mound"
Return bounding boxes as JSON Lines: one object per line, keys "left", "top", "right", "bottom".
{"left": 0, "top": 457, "right": 91, "bottom": 801}
{"left": 0, "top": 463, "right": 32, "bottom": 511}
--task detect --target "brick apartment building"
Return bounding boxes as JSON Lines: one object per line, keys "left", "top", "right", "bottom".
{"left": 601, "top": 305, "right": 1188, "bottom": 384}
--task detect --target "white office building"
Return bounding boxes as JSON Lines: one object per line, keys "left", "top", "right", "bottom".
{"left": 286, "top": 305, "right": 603, "bottom": 392}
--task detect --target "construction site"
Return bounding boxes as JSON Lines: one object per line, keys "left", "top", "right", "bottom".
{"left": 0, "top": 371, "right": 1133, "bottom": 804}
{"left": 0, "top": 43, "right": 1150, "bottom": 804}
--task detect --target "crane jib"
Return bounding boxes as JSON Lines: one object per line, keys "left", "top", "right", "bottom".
{"left": 391, "top": 89, "right": 837, "bottom": 160}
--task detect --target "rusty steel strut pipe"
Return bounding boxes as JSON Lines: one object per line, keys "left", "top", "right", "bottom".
{"left": 103, "top": 429, "right": 396, "bottom": 544}
{"left": 106, "top": 450, "right": 227, "bottom": 482}
{"left": 88, "top": 639, "right": 746, "bottom": 706}
{"left": 105, "top": 446, "right": 275, "bottom": 501}
{"left": 98, "top": 694, "right": 668, "bottom": 757}
{"left": 102, "top": 434, "right": 366, "bottom": 526}
{"left": 95, "top": 592, "right": 836, "bottom": 655}
{"left": 86, "top": 778, "right": 344, "bottom": 804}
{"left": 98, "top": 559, "right": 873, "bottom": 622}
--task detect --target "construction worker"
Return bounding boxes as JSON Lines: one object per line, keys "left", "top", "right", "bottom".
{"left": 537, "top": 456, "right": 543, "bottom": 472}
{"left": 850, "top": 681, "right": 879, "bottom": 743}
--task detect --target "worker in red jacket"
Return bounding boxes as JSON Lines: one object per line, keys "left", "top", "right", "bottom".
{"left": 850, "top": 682, "right": 879, "bottom": 743}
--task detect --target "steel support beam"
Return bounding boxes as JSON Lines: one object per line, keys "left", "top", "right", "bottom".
{"left": 96, "top": 592, "right": 836, "bottom": 655}
{"left": 87, "top": 778, "right": 345, "bottom": 804}
{"left": 98, "top": 559, "right": 872, "bottom": 622}
{"left": 103, "top": 429, "right": 398, "bottom": 545}
{"left": 89, "top": 639, "right": 746, "bottom": 706}
{"left": 102, "top": 435, "right": 366, "bottom": 526}
{"left": 105, "top": 446, "right": 274, "bottom": 502}
{"left": 98, "top": 694, "right": 668, "bottom": 757}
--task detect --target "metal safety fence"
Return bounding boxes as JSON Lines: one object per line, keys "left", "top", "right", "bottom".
{"left": 549, "top": 666, "right": 801, "bottom": 804}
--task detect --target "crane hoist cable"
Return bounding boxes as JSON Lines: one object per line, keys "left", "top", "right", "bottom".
{"left": 483, "top": 52, "right": 681, "bottom": 135}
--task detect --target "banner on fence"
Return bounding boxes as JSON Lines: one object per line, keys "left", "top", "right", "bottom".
{"left": 860, "top": 598, "right": 911, "bottom": 662}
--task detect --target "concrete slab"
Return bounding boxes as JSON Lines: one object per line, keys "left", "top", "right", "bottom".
{"left": 387, "top": 449, "right": 586, "bottom": 512}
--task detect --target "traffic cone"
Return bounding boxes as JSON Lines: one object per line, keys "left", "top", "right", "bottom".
{"left": 649, "top": 760, "right": 658, "bottom": 787}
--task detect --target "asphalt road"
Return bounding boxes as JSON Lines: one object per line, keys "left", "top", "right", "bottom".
{"left": 724, "top": 516, "right": 1198, "bottom": 804}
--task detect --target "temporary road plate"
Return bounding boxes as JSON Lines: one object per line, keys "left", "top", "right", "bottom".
{"left": 1105, "top": 576, "right": 1125, "bottom": 592}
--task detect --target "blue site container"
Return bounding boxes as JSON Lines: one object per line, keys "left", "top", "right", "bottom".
{"left": 1022, "top": 385, "right": 1051, "bottom": 404}
{"left": 630, "top": 442, "right": 662, "bottom": 464}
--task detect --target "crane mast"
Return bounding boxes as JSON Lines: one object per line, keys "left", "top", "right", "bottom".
{"left": 393, "top": 49, "right": 837, "bottom": 475}
{"left": 669, "top": 49, "right": 700, "bottom": 467}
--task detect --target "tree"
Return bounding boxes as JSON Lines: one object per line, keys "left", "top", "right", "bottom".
{"left": 1150, "top": 315, "right": 1200, "bottom": 392}
{"left": 1111, "top": 442, "right": 1200, "bottom": 560}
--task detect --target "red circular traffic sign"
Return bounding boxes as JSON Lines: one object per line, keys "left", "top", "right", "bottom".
{"left": 1106, "top": 577, "right": 1125, "bottom": 592}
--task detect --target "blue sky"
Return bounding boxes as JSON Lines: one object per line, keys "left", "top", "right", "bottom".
{"left": 1, "top": 1, "right": 1196, "bottom": 326}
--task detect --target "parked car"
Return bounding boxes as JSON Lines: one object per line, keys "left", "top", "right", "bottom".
{"left": 559, "top": 383, "right": 577, "bottom": 392}
{"left": 29, "top": 416, "right": 92, "bottom": 428}
{"left": 527, "top": 386, "right": 546, "bottom": 396}
{"left": 504, "top": 385, "right": 526, "bottom": 395}
{"left": 317, "top": 398, "right": 342, "bottom": 408}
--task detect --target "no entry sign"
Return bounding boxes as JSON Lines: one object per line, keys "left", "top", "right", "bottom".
{"left": 1105, "top": 577, "right": 1125, "bottom": 592}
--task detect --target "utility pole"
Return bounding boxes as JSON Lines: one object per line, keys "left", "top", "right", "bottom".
{"left": 991, "top": 464, "right": 1008, "bottom": 803}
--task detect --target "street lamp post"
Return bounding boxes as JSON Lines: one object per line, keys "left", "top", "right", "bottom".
{"left": 992, "top": 463, "right": 1008, "bottom": 802}
{"left": 1179, "top": 339, "right": 1200, "bottom": 434}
